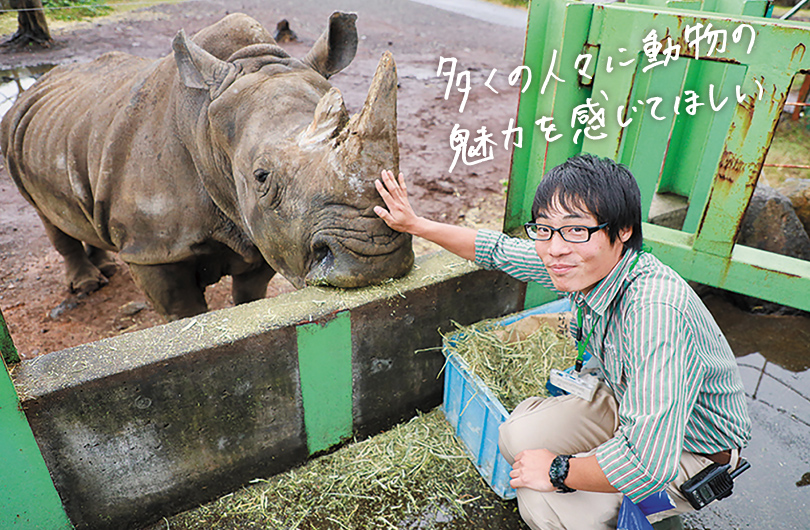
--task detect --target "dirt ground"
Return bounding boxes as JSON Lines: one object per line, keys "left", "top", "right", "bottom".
{"left": 0, "top": 0, "right": 525, "bottom": 359}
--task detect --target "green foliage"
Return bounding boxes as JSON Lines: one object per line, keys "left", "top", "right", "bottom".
{"left": 43, "top": 0, "right": 111, "bottom": 21}
{"left": 763, "top": 117, "right": 810, "bottom": 187}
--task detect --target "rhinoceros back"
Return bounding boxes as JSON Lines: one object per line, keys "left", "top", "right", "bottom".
{"left": 2, "top": 52, "right": 160, "bottom": 248}
{"left": 2, "top": 14, "right": 286, "bottom": 266}
{"left": 0, "top": 50, "right": 234, "bottom": 264}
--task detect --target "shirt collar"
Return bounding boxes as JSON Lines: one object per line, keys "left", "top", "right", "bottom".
{"left": 571, "top": 249, "right": 641, "bottom": 317}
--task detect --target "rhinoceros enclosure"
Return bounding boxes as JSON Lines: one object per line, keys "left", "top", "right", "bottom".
{"left": 3, "top": 1, "right": 810, "bottom": 529}
{"left": 0, "top": 2, "right": 526, "bottom": 528}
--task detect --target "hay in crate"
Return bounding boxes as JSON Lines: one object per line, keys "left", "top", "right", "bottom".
{"left": 443, "top": 313, "right": 577, "bottom": 411}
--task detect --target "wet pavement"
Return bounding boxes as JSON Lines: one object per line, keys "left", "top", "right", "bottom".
{"left": 682, "top": 351, "right": 810, "bottom": 529}
{"left": 684, "top": 297, "right": 810, "bottom": 529}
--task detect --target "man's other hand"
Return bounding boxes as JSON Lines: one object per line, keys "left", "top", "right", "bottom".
{"left": 510, "top": 448, "right": 557, "bottom": 492}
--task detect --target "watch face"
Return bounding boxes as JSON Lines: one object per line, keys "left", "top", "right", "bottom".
{"left": 550, "top": 455, "right": 575, "bottom": 492}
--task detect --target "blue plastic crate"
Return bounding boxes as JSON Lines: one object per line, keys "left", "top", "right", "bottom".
{"left": 441, "top": 298, "right": 572, "bottom": 500}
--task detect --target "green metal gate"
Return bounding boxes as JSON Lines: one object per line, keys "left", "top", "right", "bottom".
{"left": 1, "top": 309, "right": 72, "bottom": 529}
{"left": 507, "top": 0, "right": 810, "bottom": 311}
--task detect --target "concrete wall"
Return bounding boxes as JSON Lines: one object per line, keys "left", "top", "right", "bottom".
{"left": 13, "top": 251, "right": 526, "bottom": 530}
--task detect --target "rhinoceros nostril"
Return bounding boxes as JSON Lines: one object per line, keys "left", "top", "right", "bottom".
{"left": 312, "top": 244, "right": 334, "bottom": 269}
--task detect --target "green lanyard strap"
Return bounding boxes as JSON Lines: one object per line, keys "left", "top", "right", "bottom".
{"left": 575, "top": 307, "right": 595, "bottom": 372}
{"left": 574, "top": 250, "right": 644, "bottom": 373}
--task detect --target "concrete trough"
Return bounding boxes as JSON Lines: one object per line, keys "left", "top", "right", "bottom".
{"left": 12, "top": 251, "right": 526, "bottom": 529}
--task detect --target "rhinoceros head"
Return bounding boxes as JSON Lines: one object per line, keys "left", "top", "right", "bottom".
{"left": 172, "top": 13, "right": 413, "bottom": 289}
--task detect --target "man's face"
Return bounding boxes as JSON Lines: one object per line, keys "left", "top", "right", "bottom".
{"left": 534, "top": 204, "right": 631, "bottom": 294}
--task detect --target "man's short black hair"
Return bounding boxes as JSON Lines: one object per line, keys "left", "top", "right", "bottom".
{"left": 531, "top": 154, "right": 643, "bottom": 251}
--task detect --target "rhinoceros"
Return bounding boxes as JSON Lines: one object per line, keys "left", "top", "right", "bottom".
{"left": 1, "top": 12, "right": 413, "bottom": 321}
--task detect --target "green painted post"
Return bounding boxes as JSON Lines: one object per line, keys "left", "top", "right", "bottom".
{"left": 505, "top": 0, "right": 594, "bottom": 235}
{"left": 505, "top": 0, "right": 558, "bottom": 234}
{"left": 0, "top": 356, "right": 72, "bottom": 529}
{"left": 622, "top": 63, "right": 689, "bottom": 218}
{"left": 1, "top": 308, "right": 20, "bottom": 365}
{"left": 296, "top": 311, "right": 353, "bottom": 454}
{"left": 523, "top": 282, "right": 560, "bottom": 310}
{"left": 662, "top": 60, "right": 745, "bottom": 232}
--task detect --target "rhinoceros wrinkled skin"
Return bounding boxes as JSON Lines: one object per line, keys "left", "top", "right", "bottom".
{"left": 1, "top": 12, "right": 414, "bottom": 321}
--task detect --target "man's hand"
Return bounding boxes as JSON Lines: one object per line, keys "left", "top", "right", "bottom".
{"left": 510, "top": 448, "right": 557, "bottom": 492}
{"left": 374, "top": 170, "right": 420, "bottom": 234}
{"left": 373, "top": 168, "right": 478, "bottom": 261}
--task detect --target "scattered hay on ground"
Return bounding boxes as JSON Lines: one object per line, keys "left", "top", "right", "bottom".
{"left": 154, "top": 409, "right": 518, "bottom": 530}
{"left": 153, "top": 313, "right": 573, "bottom": 530}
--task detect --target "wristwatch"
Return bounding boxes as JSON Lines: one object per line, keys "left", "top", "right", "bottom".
{"left": 549, "top": 454, "right": 576, "bottom": 493}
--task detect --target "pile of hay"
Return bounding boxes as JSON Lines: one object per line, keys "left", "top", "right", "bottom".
{"left": 442, "top": 313, "right": 576, "bottom": 411}
{"left": 156, "top": 410, "right": 510, "bottom": 530}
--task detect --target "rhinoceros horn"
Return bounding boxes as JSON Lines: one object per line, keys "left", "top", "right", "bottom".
{"left": 300, "top": 87, "right": 349, "bottom": 146}
{"left": 335, "top": 51, "right": 399, "bottom": 172}
{"left": 172, "top": 28, "right": 239, "bottom": 98}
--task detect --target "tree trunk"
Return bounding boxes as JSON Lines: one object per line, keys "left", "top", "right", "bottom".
{"left": 3, "top": 0, "right": 52, "bottom": 47}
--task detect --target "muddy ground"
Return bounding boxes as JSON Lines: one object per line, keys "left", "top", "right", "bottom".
{"left": 0, "top": 0, "right": 525, "bottom": 359}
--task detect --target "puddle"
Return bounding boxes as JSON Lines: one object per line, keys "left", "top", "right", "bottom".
{"left": 703, "top": 293, "right": 810, "bottom": 373}
{"left": 687, "top": 294, "right": 810, "bottom": 529}
{"left": 0, "top": 65, "right": 54, "bottom": 120}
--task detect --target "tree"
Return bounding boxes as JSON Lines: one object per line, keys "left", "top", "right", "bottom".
{"left": 2, "top": 0, "right": 52, "bottom": 48}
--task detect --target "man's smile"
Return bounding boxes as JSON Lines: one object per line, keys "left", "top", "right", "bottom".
{"left": 547, "top": 263, "right": 576, "bottom": 274}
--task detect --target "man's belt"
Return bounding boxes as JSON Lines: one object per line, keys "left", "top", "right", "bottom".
{"left": 699, "top": 448, "right": 741, "bottom": 468}
{"left": 701, "top": 449, "right": 732, "bottom": 465}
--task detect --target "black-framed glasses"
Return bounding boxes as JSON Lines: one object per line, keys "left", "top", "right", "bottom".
{"left": 524, "top": 222, "right": 608, "bottom": 243}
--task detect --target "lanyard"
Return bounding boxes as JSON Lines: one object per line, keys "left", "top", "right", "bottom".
{"left": 575, "top": 308, "right": 596, "bottom": 372}
{"left": 574, "top": 250, "right": 644, "bottom": 373}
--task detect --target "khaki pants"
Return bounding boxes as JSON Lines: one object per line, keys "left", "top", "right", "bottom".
{"left": 498, "top": 384, "right": 714, "bottom": 530}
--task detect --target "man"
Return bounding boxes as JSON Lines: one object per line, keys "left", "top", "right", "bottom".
{"left": 374, "top": 154, "right": 751, "bottom": 529}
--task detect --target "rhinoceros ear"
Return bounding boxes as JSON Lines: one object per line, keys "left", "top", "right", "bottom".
{"left": 173, "top": 29, "right": 238, "bottom": 98}
{"left": 303, "top": 12, "right": 358, "bottom": 79}
{"left": 300, "top": 87, "right": 349, "bottom": 146}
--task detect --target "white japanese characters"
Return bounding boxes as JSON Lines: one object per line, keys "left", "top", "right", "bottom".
{"left": 439, "top": 22, "right": 760, "bottom": 172}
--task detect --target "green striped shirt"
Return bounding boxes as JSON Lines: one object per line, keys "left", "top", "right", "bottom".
{"left": 474, "top": 229, "right": 751, "bottom": 502}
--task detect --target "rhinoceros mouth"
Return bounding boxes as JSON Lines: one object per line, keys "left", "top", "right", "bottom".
{"left": 305, "top": 229, "right": 413, "bottom": 287}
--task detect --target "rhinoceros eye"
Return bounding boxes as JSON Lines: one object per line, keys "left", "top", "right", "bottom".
{"left": 254, "top": 169, "right": 270, "bottom": 183}
{"left": 254, "top": 168, "right": 282, "bottom": 208}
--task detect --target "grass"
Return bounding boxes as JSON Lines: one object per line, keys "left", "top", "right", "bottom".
{"left": 42, "top": 0, "right": 111, "bottom": 21}
{"left": 0, "top": 0, "right": 186, "bottom": 36}
{"left": 487, "top": 0, "right": 529, "bottom": 8}
{"left": 762, "top": 115, "right": 810, "bottom": 188}
{"left": 147, "top": 409, "right": 517, "bottom": 530}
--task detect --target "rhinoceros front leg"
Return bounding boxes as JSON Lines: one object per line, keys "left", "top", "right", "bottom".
{"left": 40, "top": 215, "right": 110, "bottom": 294}
{"left": 232, "top": 262, "right": 276, "bottom": 305}
{"left": 86, "top": 245, "right": 118, "bottom": 278}
{"left": 128, "top": 262, "right": 208, "bottom": 321}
